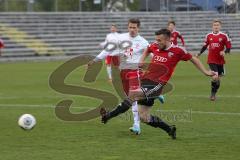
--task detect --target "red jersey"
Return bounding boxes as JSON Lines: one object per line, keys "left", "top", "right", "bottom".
{"left": 171, "top": 30, "right": 185, "bottom": 46}
{"left": 0, "top": 39, "right": 4, "bottom": 48}
{"left": 204, "top": 32, "right": 231, "bottom": 64}
{"left": 142, "top": 43, "right": 192, "bottom": 83}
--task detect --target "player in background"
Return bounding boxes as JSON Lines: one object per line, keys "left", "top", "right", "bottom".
{"left": 89, "top": 18, "right": 149, "bottom": 135}
{"left": 0, "top": 38, "right": 4, "bottom": 56}
{"left": 99, "top": 24, "right": 120, "bottom": 82}
{"left": 197, "top": 19, "right": 231, "bottom": 101}
{"left": 168, "top": 20, "right": 185, "bottom": 47}
{"left": 100, "top": 29, "right": 216, "bottom": 139}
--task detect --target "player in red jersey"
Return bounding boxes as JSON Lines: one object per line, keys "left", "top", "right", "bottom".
{"left": 197, "top": 19, "right": 231, "bottom": 101}
{"left": 100, "top": 29, "right": 216, "bottom": 139}
{"left": 168, "top": 20, "right": 185, "bottom": 47}
{"left": 0, "top": 38, "right": 4, "bottom": 56}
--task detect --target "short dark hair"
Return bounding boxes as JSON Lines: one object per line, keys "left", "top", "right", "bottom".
{"left": 128, "top": 18, "right": 141, "bottom": 27}
{"left": 168, "top": 20, "right": 175, "bottom": 26}
{"left": 155, "top": 29, "right": 171, "bottom": 38}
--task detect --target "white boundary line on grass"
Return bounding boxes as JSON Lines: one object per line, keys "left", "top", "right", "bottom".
{"left": 160, "top": 109, "right": 240, "bottom": 116}
{"left": 0, "top": 104, "right": 240, "bottom": 116}
{"left": 1, "top": 94, "right": 240, "bottom": 99}
{"left": 171, "top": 95, "right": 240, "bottom": 98}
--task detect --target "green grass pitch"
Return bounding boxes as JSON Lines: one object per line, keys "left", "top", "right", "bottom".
{"left": 0, "top": 54, "right": 240, "bottom": 160}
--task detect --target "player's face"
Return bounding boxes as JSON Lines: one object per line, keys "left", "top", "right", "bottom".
{"left": 110, "top": 26, "right": 117, "bottom": 33}
{"left": 155, "top": 34, "right": 170, "bottom": 49}
{"left": 212, "top": 22, "right": 221, "bottom": 33}
{"left": 128, "top": 23, "right": 139, "bottom": 37}
{"left": 168, "top": 23, "right": 175, "bottom": 32}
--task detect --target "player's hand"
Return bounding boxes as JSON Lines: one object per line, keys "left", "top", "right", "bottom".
{"left": 205, "top": 70, "right": 218, "bottom": 77}
{"left": 220, "top": 51, "right": 225, "bottom": 56}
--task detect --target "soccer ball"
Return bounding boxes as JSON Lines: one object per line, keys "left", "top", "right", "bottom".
{"left": 18, "top": 114, "right": 36, "bottom": 130}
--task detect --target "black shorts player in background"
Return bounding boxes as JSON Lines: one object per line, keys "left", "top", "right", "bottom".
{"left": 197, "top": 19, "right": 232, "bottom": 101}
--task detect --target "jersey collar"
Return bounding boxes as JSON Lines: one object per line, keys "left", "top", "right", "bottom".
{"left": 212, "top": 31, "right": 222, "bottom": 35}
{"left": 165, "top": 43, "right": 174, "bottom": 50}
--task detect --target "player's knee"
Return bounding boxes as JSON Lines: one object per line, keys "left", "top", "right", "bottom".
{"left": 139, "top": 113, "right": 148, "bottom": 123}
{"left": 128, "top": 90, "right": 139, "bottom": 101}
{"left": 212, "top": 75, "right": 220, "bottom": 81}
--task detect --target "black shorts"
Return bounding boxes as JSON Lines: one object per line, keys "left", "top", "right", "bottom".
{"left": 138, "top": 79, "right": 164, "bottom": 107}
{"left": 209, "top": 63, "right": 225, "bottom": 76}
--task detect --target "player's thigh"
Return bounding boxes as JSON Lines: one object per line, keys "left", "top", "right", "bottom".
{"left": 105, "top": 56, "right": 112, "bottom": 65}
{"left": 127, "top": 70, "right": 141, "bottom": 92}
{"left": 138, "top": 79, "right": 159, "bottom": 107}
{"left": 120, "top": 70, "right": 130, "bottom": 95}
{"left": 128, "top": 88, "right": 145, "bottom": 101}
{"left": 217, "top": 64, "right": 225, "bottom": 77}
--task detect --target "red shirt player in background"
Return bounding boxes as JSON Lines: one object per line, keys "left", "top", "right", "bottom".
{"left": 198, "top": 19, "right": 232, "bottom": 101}
{"left": 168, "top": 20, "right": 185, "bottom": 47}
{"left": 0, "top": 38, "right": 4, "bottom": 56}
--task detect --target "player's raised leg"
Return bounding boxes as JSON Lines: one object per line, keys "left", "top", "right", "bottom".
{"left": 100, "top": 88, "right": 144, "bottom": 124}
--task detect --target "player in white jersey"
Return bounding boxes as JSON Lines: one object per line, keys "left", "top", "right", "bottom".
{"left": 88, "top": 18, "right": 148, "bottom": 135}
{"left": 99, "top": 24, "right": 120, "bottom": 82}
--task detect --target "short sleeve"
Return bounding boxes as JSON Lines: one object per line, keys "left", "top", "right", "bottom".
{"left": 203, "top": 34, "right": 209, "bottom": 46}
{"left": 146, "top": 44, "right": 153, "bottom": 54}
{"left": 179, "top": 47, "right": 192, "bottom": 61}
{"left": 143, "top": 39, "right": 149, "bottom": 48}
{"left": 224, "top": 34, "right": 232, "bottom": 49}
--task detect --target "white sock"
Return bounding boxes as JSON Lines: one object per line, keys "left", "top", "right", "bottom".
{"left": 132, "top": 101, "right": 140, "bottom": 128}
{"left": 106, "top": 66, "right": 112, "bottom": 80}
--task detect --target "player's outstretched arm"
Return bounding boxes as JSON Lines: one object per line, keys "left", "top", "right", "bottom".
{"left": 179, "top": 34, "right": 185, "bottom": 47}
{"left": 197, "top": 45, "right": 207, "bottom": 57}
{"left": 190, "top": 56, "right": 216, "bottom": 76}
{"left": 88, "top": 50, "right": 109, "bottom": 67}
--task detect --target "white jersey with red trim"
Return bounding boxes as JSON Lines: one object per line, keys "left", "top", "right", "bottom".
{"left": 96, "top": 32, "right": 149, "bottom": 70}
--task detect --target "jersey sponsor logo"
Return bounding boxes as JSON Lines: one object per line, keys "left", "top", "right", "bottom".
{"left": 124, "top": 48, "right": 134, "bottom": 57}
{"left": 211, "top": 43, "right": 220, "bottom": 48}
{"left": 154, "top": 55, "right": 168, "bottom": 62}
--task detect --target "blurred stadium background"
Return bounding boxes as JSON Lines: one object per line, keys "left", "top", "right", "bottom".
{"left": 1, "top": 1, "right": 240, "bottom": 160}
{"left": 0, "top": 0, "right": 240, "bottom": 60}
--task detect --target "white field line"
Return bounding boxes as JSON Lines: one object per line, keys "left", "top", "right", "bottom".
{"left": 0, "top": 104, "right": 240, "bottom": 116}
{"left": 158, "top": 109, "right": 240, "bottom": 116}
{"left": 171, "top": 95, "right": 240, "bottom": 98}
{"left": 0, "top": 94, "right": 240, "bottom": 99}
{"left": 0, "top": 104, "right": 92, "bottom": 109}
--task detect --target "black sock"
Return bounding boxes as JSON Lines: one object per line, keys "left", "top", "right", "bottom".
{"left": 216, "top": 80, "right": 220, "bottom": 90}
{"left": 107, "top": 99, "right": 132, "bottom": 120}
{"left": 147, "top": 115, "right": 171, "bottom": 133}
{"left": 211, "top": 80, "right": 220, "bottom": 95}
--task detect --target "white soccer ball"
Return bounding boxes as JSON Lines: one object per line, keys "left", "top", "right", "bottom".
{"left": 18, "top": 114, "right": 36, "bottom": 130}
